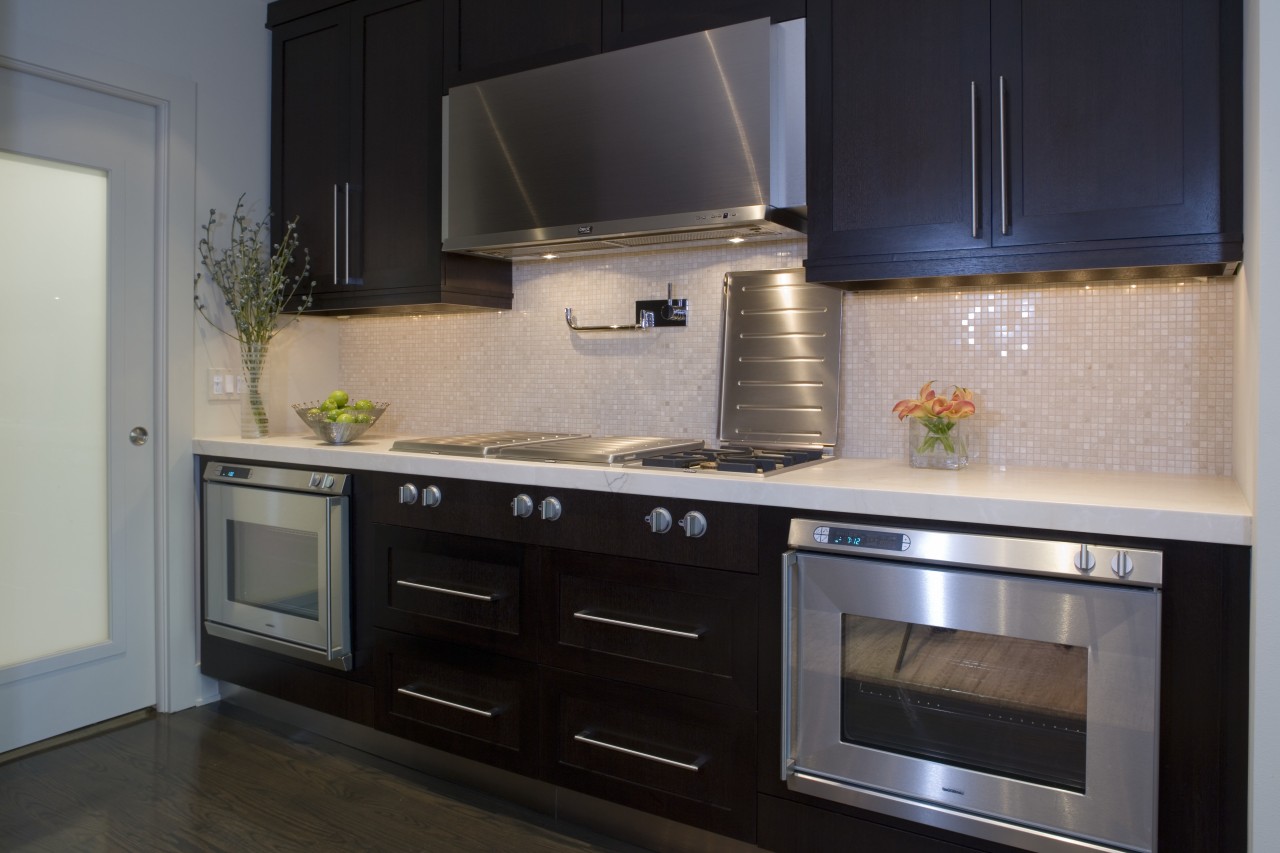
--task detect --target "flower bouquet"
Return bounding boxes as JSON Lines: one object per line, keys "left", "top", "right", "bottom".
{"left": 892, "top": 381, "right": 976, "bottom": 469}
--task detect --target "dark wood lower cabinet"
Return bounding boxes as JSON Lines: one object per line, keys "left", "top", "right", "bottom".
{"left": 373, "top": 630, "right": 540, "bottom": 777}
{"left": 541, "top": 668, "right": 757, "bottom": 842}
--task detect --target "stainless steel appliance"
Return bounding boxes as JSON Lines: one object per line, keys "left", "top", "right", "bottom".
{"left": 443, "top": 18, "right": 805, "bottom": 259}
{"left": 783, "top": 519, "right": 1163, "bottom": 853}
{"left": 202, "top": 462, "right": 353, "bottom": 670}
{"left": 391, "top": 433, "right": 702, "bottom": 463}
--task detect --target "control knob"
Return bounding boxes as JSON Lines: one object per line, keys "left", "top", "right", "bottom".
{"left": 1073, "top": 544, "right": 1096, "bottom": 573}
{"left": 421, "top": 485, "right": 442, "bottom": 508}
{"left": 678, "top": 510, "right": 707, "bottom": 538}
{"left": 645, "top": 507, "right": 673, "bottom": 534}
{"left": 539, "top": 496, "right": 562, "bottom": 521}
{"left": 398, "top": 483, "right": 418, "bottom": 505}
{"left": 512, "top": 493, "right": 534, "bottom": 518}
{"left": 1111, "top": 551, "right": 1135, "bottom": 579}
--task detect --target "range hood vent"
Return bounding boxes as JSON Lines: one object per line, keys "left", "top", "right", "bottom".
{"left": 443, "top": 18, "right": 806, "bottom": 260}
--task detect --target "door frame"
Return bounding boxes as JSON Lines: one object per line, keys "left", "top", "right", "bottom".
{"left": 0, "top": 35, "right": 201, "bottom": 714}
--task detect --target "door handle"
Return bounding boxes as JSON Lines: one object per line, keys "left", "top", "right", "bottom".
{"left": 999, "top": 75, "right": 1009, "bottom": 236}
{"left": 129, "top": 426, "right": 149, "bottom": 446}
{"left": 970, "top": 81, "right": 979, "bottom": 239}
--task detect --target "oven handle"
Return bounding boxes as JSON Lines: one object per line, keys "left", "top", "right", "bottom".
{"left": 396, "top": 579, "right": 499, "bottom": 602}
{"left": 572, "top": 610, "right": 703, "bottom": 640}
{"left": 781, "top": 549, "right": 799, "bottom": 781}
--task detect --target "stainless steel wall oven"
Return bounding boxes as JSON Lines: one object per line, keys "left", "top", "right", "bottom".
{"left": 783, "top": 519, "right": 1162, "bottom": 853}
{"left": 202, "top": 462, "right": 353, "bottom": 670}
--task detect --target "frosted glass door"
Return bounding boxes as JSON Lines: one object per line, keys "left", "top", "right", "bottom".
{"left": 0, "top": 64, "right": 157, "bottom": 754}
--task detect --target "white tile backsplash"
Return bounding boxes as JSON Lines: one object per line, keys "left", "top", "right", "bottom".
{"left": 338, "top": 242, "right": 1233, "bottom": 475}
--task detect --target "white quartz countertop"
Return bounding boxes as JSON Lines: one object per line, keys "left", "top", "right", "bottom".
{"left": 193, "top": 435, "right": 1253, "bottom": 546}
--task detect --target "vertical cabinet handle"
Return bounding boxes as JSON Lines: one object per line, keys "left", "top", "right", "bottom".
{"left": 970, "top": 81, "right": 979, "bottom": 239}
{"left": 331, "top": 184, "right": 339, "bottom": 284}
{"left": 999, "top": 75, "right": 1009, "bottom": 236}
{"left": 344, "top": 181, "right": 351, "bottom": 284}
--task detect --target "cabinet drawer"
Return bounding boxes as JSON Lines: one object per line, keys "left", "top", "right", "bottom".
{"left": 374, "top": 630, "right": 539, "bottom": 776}
{"left": 541, "top": 549, "right": 757, "bottom": 708}
{"left": 370, "top": 524, "right": 536, "bottom": 658}
{"left": 542, "top": 670, "right": 756, "bottom": 841}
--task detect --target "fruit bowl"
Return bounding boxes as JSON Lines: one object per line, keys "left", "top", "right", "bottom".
{"left": 293, "top": 400, "right": 389, "bottom": 445}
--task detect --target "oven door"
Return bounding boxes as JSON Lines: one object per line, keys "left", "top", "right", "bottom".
{"left": 204, "top": 480, "right": 350, "bottom": 668}
{"left": 784, "top": 551, "right": 1160, "bottom": 853}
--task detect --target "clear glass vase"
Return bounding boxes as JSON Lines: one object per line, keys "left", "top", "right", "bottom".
{"left": 239, "top": 342, "right": 270, "bottom": 439}
{"left": 908, "top": 416, "right": 969, "bottom": 470}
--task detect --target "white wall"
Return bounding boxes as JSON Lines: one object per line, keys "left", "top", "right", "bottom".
{"left": 1243, "top": 2, "right": 1278, "bottom": 850}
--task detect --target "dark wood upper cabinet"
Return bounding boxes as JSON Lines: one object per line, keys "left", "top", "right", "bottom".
{"left": 805, "top": 0, "right": 1243, "bottom": 286}
{"left": 270, "top": 0, "right": 511, "bottom": 315}
{"left": 443, "top": 0, "right": 603, "bottom": 90}
{"left": 601, "top": 0, "right": 804, "bottom": 51}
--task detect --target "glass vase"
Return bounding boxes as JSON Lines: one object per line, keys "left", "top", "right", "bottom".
{"left": 907, "top": 416, "right": 969, "bottom": 470}
{"left": 239, "top": 342, "right": 270, "bottom": 439}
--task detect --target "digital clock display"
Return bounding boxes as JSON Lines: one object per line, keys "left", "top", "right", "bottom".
{"left": 217, "top": 465, "right": 251, "bottom": 479}
{"left": 821, "top": 526, "right": 908, "bottom": 551}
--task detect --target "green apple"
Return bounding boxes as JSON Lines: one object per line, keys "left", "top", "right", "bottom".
{"left": 353, "top": 399, "right": 374, "bottom": 411}
{"left": 335, "top": 412, "right": 357, "bottom": 423}
{"left": 327, "top": 390, "right": 349, "bottom": 408}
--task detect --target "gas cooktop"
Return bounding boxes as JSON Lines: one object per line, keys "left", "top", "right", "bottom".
{"left": 640, "top": 445, "right": 831, "bottom": 475}
{"left": 391, "top": 432, "right": 703, "bottom": 465}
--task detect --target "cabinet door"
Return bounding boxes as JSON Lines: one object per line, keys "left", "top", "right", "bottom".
{"left": 370, "top": 523, "right": 537, "bottom": 658}
{"left": 352, "top": 0, "right": 443, "bottom": 293}
{"left": 375, "top": 630, "right": 540, "bottom": 776}
{"left": 541, "top": 669, "right": 757, "bottom": 841}
{"left": 601, "top": 0, "right": 804, "bottom": 51}
{"left": 807, "top": 0, "right": 992, "bottom": 262}
{"left": 271, "top": 5, "right": 350, "bottom": 295}
{"left": 443, "top": 0, "right": 602, "bottom": 89}
{"left": 993, "top": 0, "right": 1228, "bottom": 248}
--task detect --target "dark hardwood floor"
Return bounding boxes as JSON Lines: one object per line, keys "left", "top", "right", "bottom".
{"left": 0, "top": 703, "right": 643, "bottom": 852}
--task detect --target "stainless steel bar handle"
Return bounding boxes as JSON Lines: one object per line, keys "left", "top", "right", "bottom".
{"left": 397, "top": 686, "right": 496, "bottom": 718}
{"left": 332, "top": 184, "right": 339, "bottom": 283}
{"left": 395, "top": 579, "right": 498, "bottom": 602}
{"left": 573, "top": 610, "right": 702, "bottom": 639}
{"left": 344, "top": 181, "right": 351, "bottom": 283}
{"left": 970, "top": 81, "right": 978, "bottom": 239}
{"left": 999, "top": 75, "right": 1009, "bottom": 235}
{"left": 573, "top": 732, "right": 702, "bottom": 772}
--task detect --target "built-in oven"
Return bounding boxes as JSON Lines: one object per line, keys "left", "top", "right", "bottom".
{"left": 202, "top": 461, "right": 352, "bottom": 670}
{"left": 783, "top": 519, "right": 1162, "bottom": 853}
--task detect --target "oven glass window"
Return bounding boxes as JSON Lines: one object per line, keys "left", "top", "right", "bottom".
{"left": 841, "top": 615, "right": 1087, "bottom": 792}
{"left": 227, "top": 520, "right": 320, "bottom": 620}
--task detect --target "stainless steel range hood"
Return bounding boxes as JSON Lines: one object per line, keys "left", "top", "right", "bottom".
{"left": 443, "top": 18, "right": 805, "bottom": 260}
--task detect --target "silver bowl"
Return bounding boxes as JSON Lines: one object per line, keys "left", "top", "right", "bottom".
{"left": 293, "top": 401, "right": 389, "bottom": 445}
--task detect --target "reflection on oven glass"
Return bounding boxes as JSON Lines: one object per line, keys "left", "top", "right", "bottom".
{"left": 227, "top": 521, "right": 321, "bottom": 621}
{"left": 841, "top": 615, "right": 1087, "bottom": 792}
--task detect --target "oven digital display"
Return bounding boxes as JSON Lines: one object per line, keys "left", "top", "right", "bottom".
{"left": 217, "top": 465, "right": 251, "bottom": 479}
{"left": 819, "top": 526, "right": 908, "bottom": 551}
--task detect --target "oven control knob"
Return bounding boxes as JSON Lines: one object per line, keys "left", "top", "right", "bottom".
{"left": 645, "top": 507, "right": 673, "bottom": 534}
{"left": 421, "top": 485, "right": 442, "bottom": 508}
{"left": 539, "top": 496, "right": 562, "bottom": 521}
{"left": 1073, "top": 544, "right": 1096, "bottom": 573}
{"left": 512, "top": 493, "right": 534, "bottom": 518}
{"left": 398, "top": 483, "right": 419, "bottom": 505}
{"left": 1111, "top": 551, "right": 1135, "bottom": 579}
{"left": 678, "top": 510, "right": 707, "bottom": 538}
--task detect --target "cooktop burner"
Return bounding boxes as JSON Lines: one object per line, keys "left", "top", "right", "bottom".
{"left": 640, "top": 445, "right": 829, "bottom": 475}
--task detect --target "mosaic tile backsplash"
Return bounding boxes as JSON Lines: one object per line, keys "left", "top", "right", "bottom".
{"left": 337, "top": 241, "right": 1233, "bottom": 475}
